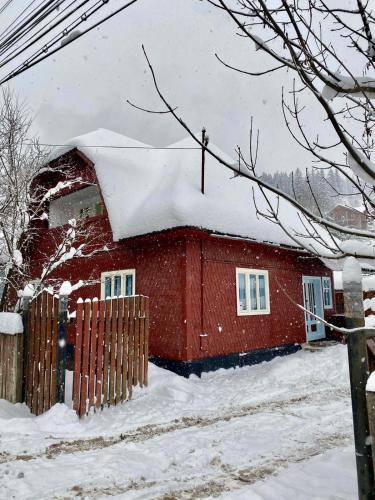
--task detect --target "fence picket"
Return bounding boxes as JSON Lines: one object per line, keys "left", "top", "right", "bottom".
{"left": 96, "top": 300, "right": 105, "bottom": 409}
{"left": 50, "top": 297, "right": 58, "bottom": 407}
{"left": 26, "top": 300, "right": 35, "bottom": 407}
{"left": 116, "top": 298, "right": 124, "bottom": 404}
{"left": 103, "top": 299, "right": 111, "bottom": 406}
{"left": 121, "top": 298, "right": 129, "bottom": 402}
{"left": 88, "top": 300, "right": 98, "bottom": 410}
{"left": 144, "top": 297, "right": 149, "bottom": 387}
{"left": 79, "top": 300, "right": 91, "bottom": 417}
{"left": 38, "top": 293, "right": 47, "bottom": 414}
{"left": 43, "top": 294, "right": 53, "bottom": 412}
{"left": 73, "top": 300, "right": 84, "bottom": 414}
{"left": 139, "top": 296, "right": 145, "bottom": 387}
{"left": 127, "top": 297, "right": 135, "bottom": 399}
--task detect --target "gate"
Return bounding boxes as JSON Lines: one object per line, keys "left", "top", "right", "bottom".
{"left": 73, "top": 295, "right": 149, "bottom": 417}
{"left": 25, "top": 291, "right": 59, "bottom": 416}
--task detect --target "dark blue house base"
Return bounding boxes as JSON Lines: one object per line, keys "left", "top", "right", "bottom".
{"left": 150, "top": 343, "right": 302, "bottom": 378}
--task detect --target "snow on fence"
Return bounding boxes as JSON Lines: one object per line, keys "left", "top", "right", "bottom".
{"left": 0, "top": 313, "right": 23, "bottom": 403}
{"left": 73, "top": 295, "right": 149, "bottom": 418}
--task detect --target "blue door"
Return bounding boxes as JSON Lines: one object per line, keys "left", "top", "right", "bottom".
{"left": 302, "top": 276, "right": 326, "bottom": 341}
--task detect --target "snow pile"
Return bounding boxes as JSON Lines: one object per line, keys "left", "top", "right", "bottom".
{"left": 0, "top": 312, "right": 23, "bottom": 335}
{"left": 48, "top": 129, "right": 335, "bottom": 255}
{"left": 0, "top": 345, "right": 354, "bottom": 500}
{"left": 366, "top": 371, "right": 375, "bottom": 392}
{"left": 59, "top": 281, "right": 72, "bottom": 296}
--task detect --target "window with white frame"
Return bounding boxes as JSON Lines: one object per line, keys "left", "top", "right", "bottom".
{"left": 322, "top": 276, "right": 333, "bottom": 309}
{"left": 100, "top": 269, "right": 135, "bottom": 299}
{"left": 236, "top": 268, "right": 270, "bottom": 315}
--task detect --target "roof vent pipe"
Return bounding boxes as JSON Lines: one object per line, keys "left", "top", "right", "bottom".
{"left": 201, "top": 127, "right": 209, "bottom": 195}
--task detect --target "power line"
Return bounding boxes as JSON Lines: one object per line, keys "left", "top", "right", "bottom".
{"left": 0, "top": 0, "right": 14, "bottom": 15}
{"left": 0, "top": 0, "right": 140, "bottom": 85}
{"left": 0, "top": 0, "right": 113, "bottom": 81}
{"left": 0, "top": 0, "right": 44, "bottom": 40}
{"left": 0, "top": 0, "right": 93, "bottom": 67}
{"left": 25, "top": 143, "right": 201, "bottom": 150}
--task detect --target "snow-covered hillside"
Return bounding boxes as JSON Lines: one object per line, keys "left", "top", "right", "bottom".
{"left": 0, "top": 345, "right": 356, "bottom": 499}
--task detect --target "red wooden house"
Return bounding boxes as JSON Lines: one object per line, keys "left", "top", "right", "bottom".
{"left": 23, "top": 129, "right": 335, "bottom": 376}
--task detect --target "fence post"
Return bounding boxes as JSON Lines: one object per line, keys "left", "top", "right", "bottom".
{"left": 343, "top": 257, "right": 374, "bottom": 499}
{"left": 56, "top": 294, "right": 68, "bottom": 404}
{"left": 21, "top": 294, "right": 31, "bottom": 402}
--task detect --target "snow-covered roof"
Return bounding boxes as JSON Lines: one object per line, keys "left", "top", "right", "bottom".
{"left": 327, "top": 203, "right": 367, "bottom": 215}
{"left": 49, "top": 128, "right": 334, "bottom": 253}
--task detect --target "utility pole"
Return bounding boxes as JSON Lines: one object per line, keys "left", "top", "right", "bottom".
{"left": 343, "top": 257, "right": 374, "bottom": 499}
{"left": 201, "top": 127, "right": 209, "bottom": 195}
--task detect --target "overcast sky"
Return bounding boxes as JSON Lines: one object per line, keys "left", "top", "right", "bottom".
{"left": 4, "top": 0, "right": 330, "bottom": 173}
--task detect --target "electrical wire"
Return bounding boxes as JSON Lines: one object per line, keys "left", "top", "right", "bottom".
{"left": 25, "top": 143, "right": 201, "bottom": 150}
{"left": 0, "top": 0, "right": 93, "bottom": 67}
{"left": 0, "top": 0, "right": 139, "bottom": 84}
{"left": 0, "top": 0, "right": 14, "bottom": 15}
{"left": 0, "top": 0, "right": 59, "bottom": 49}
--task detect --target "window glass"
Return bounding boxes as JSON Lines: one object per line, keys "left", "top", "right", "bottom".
{"left": 125, "top": 274, "right": 133, "bottom": 296}
{"left": 250, "top": 274, "right": 258, "bottom": 310}
{"left": 101, "top": 270, "right": 135, "bottom": 299}
{"left": 238, "top": 273, "right": 247, "bottom": 311}
{"left": 236, "top": 269, "right": 269, "bottom": 315}
{"left": 258, "top": 274, "right": 266, "bottom": 310}
{"left": 114, "top": 275, "right": 121, "bottom": 297}
{"left": 104, "top": 276, "right": 112, "bottom": 299}
{"left": 322, "top": 277, "right": 332, "bottom": 308}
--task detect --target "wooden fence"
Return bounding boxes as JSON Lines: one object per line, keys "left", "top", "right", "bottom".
{"left": 0, "top": 332, "right": 23, "bottom": 403}
{"left": 73, "top": 295, "right": 149, "bottom": 417}
{"left": 25, "top": 291, "right": 59, "bottom": 416}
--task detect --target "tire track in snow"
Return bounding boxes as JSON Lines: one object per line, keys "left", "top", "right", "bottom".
{"left": 57, "top": 431, "right": 352, "bottom": 499}
{"left": 1, "top": 386, "right": 350, "bottom": 466}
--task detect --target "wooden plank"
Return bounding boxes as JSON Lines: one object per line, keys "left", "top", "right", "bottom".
{"left": 73, "top": 300, "right": 84, "bottom": 414}
{"left": 127, "top": 296, "right": 135, "bottom": 399}
{"left": 102, "top": 298, "right": 112, "bottom": 406}
{"left": 0, "top": 335, "right": 3, "bottom": 399}
{"left": 138, "top": 296, "right": 145, "bottom": 388}
{"left": 32, "top": 294, "right": 41, "bottom": 415}
{"left": 109, "top": 298, "right": 118, "bottom": 406}
{"left": 79, "top": 300, "right": 91, "bottom": 417}
{"left": 116, "top": 298, "right": 124, "bottom": 404}
{"left": 26, "top": 300, "right": 35, "bottom": 407}
{"left": 121, "top": 298, "right": 129, "bottom": 402}
{"left": 16, "top": 333, "right": 24, "bottom": 403}
{"left": 38, "top": 292, "right": 47, "bottom": 414}
{"left": 50, "top": 297, "right": 58, "bottom": 407}
{"left": 43, "top": 294, "right": 53, "bottom": 412}
{"left": 144, "top": 297, "right": 149, "bottom": 387}
{"left": 88, "top": 299, "right": 98, "bottom": 410}
{"left": 95, "top": 300, "right": 106, "bottom": 410}
{"left": 133, "top": 296, "right": 140, "bottom": 386}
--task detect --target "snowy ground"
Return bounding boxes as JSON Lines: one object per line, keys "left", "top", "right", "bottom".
{"left": 0, "top": 344, "right": 356, "bottom": 499}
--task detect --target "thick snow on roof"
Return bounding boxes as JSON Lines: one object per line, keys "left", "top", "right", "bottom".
{"left": 49, "top": 129, "right": 333, "bottom": 252}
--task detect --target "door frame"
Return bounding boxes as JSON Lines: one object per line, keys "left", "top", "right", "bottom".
{"left": 302, "top": 276, "right": 326, "bottom": 342}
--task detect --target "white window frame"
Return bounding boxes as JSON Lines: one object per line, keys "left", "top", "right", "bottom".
{"left": 322, "top": 276, "right": 333, "bottom": 309}
{"left": 236, "top": 268, "right": 270, "bottom": 316}
{"left": 100, "top": 269, "right": 135, "bottom": 299}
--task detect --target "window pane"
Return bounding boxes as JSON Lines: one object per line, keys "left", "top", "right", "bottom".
{"left": 250, "top": 275, "right": 258, "bottom": 310}
{"left": 125, "top": 274, "right": 133, "bottom": 296}
{"left": 114, "top": 275, "right": 121, "bottom": 297}
{"left": 104, "top": 276, "right": 112, "bottom": 298}
{"left": 238, "top": 273, "right": 247, "bottom": 311}
{"left": 258, "top": 274, "right": 267, "bottom": 310}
